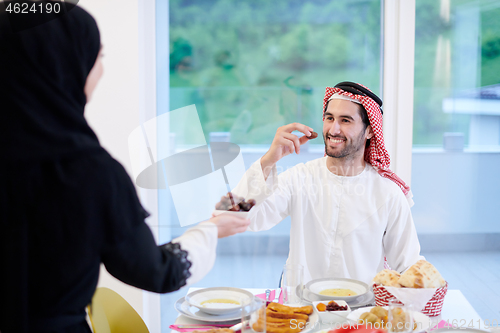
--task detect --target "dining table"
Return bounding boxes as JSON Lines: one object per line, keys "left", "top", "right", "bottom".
{"left": 171, "top": 287, "right": 487, "bottom": 333}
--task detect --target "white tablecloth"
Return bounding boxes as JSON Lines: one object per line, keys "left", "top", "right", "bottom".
{"left": 173, "top": 288, "right": 485, "bottom": 331}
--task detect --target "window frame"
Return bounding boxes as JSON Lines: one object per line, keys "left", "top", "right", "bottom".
{"left": 382, "top": 0, "right": 416, "bottom": 186}
{"left": 138, "top": 0, "right": 162, "bottom": 331}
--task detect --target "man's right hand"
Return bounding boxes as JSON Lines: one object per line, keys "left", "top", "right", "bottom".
{"left": 261, "top": 123, "right": 314, "bottom": 178}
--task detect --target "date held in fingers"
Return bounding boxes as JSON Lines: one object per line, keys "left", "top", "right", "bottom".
{"left": 306, "top": 131, "right": 318, "bottom": 140}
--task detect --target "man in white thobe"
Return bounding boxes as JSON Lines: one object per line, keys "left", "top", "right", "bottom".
{"left": 234, "top": 82, "right": 422, "bottom": 285}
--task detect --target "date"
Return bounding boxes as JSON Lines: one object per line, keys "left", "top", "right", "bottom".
{"left": 215, "top": 192, "right": 256, "bottom": 212}
{"left": 306, "top": 131, "right": 318, "bottom": 140}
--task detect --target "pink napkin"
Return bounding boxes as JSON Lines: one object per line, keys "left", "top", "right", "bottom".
{"left": 169, "top": 324, "right": 233, "bottom": 332}
{"left": 255, "top": 290, "right": 274, "bottom": 303}
{"left": 431, "top": 320, "right": 455, "bottom": 330}
{"left": 254, "top": 289, "right": 283, "bottom": 304}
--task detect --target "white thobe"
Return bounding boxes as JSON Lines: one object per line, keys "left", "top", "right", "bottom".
{"left": 234, "top": 157, "right": 423, "bottom": 285}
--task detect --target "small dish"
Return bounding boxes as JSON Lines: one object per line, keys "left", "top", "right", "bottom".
{"left": 213, "top": 210, "right": 249, "bottom": 218}
{"left": 313, "top": 300, "right": 351, "bottom": 323}
{"left": 305, "top": 278, "right": 369, "bottom": 302}
{"left": 185, "top": 287, "right": 254, "bottom": 315}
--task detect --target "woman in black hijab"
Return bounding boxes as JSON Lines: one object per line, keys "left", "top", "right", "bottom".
{"left": 0, "top": 3, "right": 249, "bottom": 333}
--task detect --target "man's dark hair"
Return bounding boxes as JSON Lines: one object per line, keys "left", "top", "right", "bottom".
{"left": 358, "top": 104, "right": 369, "bottom": 130}
{"left": 357, "top": 104, "right": 371, "bottom": 148}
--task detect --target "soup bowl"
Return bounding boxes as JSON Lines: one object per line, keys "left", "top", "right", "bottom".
{"left": 305, "top": 278, "right": 369, "bottom": 302}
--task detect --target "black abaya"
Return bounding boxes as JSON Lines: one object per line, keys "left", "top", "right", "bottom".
{"left": 0, "top": 3, "right": 191, "bottom": 332}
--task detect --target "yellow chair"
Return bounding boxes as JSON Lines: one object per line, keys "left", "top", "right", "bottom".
{"left": 87, "top": 287, "right": 150, "bottom": 333}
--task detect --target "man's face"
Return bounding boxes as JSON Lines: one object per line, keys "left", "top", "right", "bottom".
{"left": 323, "top": 99, "right": 372, "bottom": 159}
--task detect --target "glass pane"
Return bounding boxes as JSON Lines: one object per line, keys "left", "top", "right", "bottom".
{"left": 158, "top": 0, "right": 382, "bottom": 329}
{"left": 412, "top": 0, "right": 500, "bottom": 232}
{"left": 167, "top": 0, "right": 382, "bottom": 146}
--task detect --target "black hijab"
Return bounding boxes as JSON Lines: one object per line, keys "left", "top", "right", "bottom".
{"left": 0, "top": 4, "right": 107, "bottom": 332}
{"left": 1, "top": 7, "right": 190, "bottom": 333}
{"left": 0, "top": 1, "right": 102, "bottom": 160}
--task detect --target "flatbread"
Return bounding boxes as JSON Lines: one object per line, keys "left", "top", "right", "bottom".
{"left": 373, "top": 269, "right": 402, "bottom": 287}
{"left": 398, "top": 260, "right": 446, "bottom": 288}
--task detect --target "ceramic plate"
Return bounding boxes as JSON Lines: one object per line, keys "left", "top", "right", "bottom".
{"left": 175, "top": 296, "right": 245, "bottom": 323}
{"left": 175, "top": 296, "right": 319, "bottom": 330}
{"left": 213, "top": 210, "right": 249, "bottom": 218}
{"left": 431, "top": 329, "right": 490, "bottom": 333}
{"left": 305, "top": 278, "right": 369, "bottom": 302}
{"left": 185, "top": 287, "right": 254, "bottom": 315}
{"left": 303, "top": 288, "right": 375, "bottom": 309}
{"left": 347, "top": 306, "right": 433, "bottom": 332}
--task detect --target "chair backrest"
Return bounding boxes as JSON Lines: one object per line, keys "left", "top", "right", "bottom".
{"left": 87, "top": 287, "right": 150, "bottom": 333}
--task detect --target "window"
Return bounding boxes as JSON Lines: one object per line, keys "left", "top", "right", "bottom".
{"left": 156, "top": 0, "right": 383, "bottom": 328}
{"left": 167, "top": 0, "right": 382, "bottom": 146}
{"left": 412, "top": 0, "right": 500, "bottom": 235}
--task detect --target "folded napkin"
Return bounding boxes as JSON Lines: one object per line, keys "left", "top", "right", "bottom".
{"left": 432, "top": 320, "right": 455, "bottom": 330}
{"left": 169, "top": 324, "right": 233, "bottom": 332}
{"left": 255, "top": 289, "right": 283, "bottom": 304}
{"left": 382, "top": 285, "right": 438, "bottom": 311}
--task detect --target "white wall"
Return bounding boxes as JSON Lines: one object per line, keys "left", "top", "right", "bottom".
{"left": 79, "top": 0, "right": 144, "bottom": 317}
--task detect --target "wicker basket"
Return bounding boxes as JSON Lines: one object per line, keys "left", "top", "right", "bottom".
{"left": 372, "top": 282, "right": 448, "bottom": 317}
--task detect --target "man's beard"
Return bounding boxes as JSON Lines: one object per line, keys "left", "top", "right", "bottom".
{"left": 323, "top": 130, "right": 366, "bottom": 159}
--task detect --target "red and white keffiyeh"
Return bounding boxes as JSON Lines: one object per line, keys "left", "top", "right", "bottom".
{"left": 322, "top": 85, "right": 413, "bottom": 206}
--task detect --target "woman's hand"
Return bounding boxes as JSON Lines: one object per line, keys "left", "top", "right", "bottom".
{"left": 209, "top": 214, "right": 251, "bottom": 238}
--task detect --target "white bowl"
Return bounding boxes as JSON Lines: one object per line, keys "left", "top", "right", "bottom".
{"left": 305, "top": 278, "right": 369, "bottom": 302}
{"left": 313, "top": 300, "right": 351, "bottom": 323}
{"left": 213, "top": 210, "right": 249, "bottom": 218}
{"left": 185, "top": 287, "right": 254, "bottom": 315}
